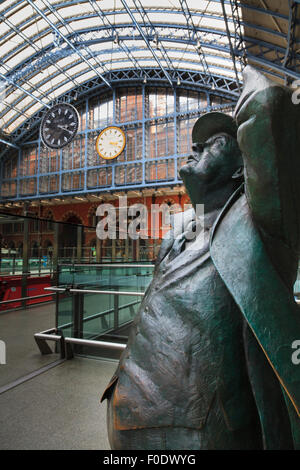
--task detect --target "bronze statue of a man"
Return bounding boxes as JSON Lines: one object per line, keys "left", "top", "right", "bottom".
{"left": 101, "top": 66, "right": 300, "bottom": 450}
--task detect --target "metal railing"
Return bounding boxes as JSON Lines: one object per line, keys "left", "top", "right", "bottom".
{"left": 0, "top": 293, "right": 55, "bottom": 305}
{"left": 0, "top": 292, "right": 55, "bottom": 311}
{"left": 34, "top": 327, "right": 126, "bottom": 360}
{"left": 35, "top": 285, "right": 146, "bottom": 359}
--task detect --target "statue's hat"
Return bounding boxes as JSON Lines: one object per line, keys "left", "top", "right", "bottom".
{"left": 192, "top": 112, "right": 237, "bottom": 144}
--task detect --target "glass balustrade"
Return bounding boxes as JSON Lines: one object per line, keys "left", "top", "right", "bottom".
{"left": 56, "top": 264, "right": 154, "bottom": 349}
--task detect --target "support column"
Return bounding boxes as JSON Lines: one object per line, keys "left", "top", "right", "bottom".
{"left": 96, "top": 237, "right": 101, "bottom": 263}
{"left": 53, "top": 221, "right": 59, "bottom": 286}
{"left": 112, "top": 238, "right": 116, "bottom": 262}
{"left": 125, "top": 237, "right": 129, "bottom": 262}
{"left": 136, "top": 238, "right": 140, "bottom": 261}
{"left": 21, "top": 217, "right": 29, "bottom": 308}
{"left": 77, "top": 225, "right": 83, "bottom": 263}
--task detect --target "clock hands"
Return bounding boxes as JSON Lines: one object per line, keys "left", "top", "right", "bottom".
{"left": 41, "top": 103, "right": 79, "bottom": 149}
{"left": 96, "top": 126, "right": 125, "bottom": 159}
{"left": 57, "top": 124, "right": 73, "bottom": 134}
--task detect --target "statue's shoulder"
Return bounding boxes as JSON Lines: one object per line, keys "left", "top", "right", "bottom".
{"left": 210, "top": 184, "right": 245, "bottom": 244}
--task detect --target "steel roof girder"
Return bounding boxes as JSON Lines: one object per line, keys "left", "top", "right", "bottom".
{"left": 0, "top": 12, "right": 84, "bottom": 91}
{"left": 119, "top": 0, "right": 174, "bottom": 87}
{"left": 39, "top": 0, "right": 111, "bottom": 78}
{"left": 5, "top": 17, "right": 299, "bottom": 84}
{"left": 221, "top": 0, "right": 242, "bottom": 93}
{"left": 0, "top": 71, "right": 50, "bottom": 111}
{"left": 283, "top": 0, "right": 299, "bottom": 84}
{"left": 178, "top": 0, "right": 213, "bottom": 84}
{"left": 2, "top": 67, "right": 241, "bottom": 144}
{"left": 0, "top": 4, "right": 295, "bottom": 58}
{"left": 26, "top": 0, "right": 112, "bottom": 89}
{"left": 87, "top": 0, "right": 144, "bottom": 75}
{"left": 131, "top": 0, "right": 179, "bottom": 79}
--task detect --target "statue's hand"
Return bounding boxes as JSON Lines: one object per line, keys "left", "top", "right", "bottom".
{"left": 234, "top": 65, "right": 276, "bottom": 125}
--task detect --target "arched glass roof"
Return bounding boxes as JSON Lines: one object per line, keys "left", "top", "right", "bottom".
{"left": 0, "top": 0, "right": 299, "bottom": 151}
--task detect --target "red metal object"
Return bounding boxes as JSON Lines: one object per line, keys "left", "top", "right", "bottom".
{"left": 0, "top": 274, "right": 52, "bottom": 310}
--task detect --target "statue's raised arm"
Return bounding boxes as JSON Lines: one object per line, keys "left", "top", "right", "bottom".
{"left": 234, "top": 66, "right": 300, "bottom": 259}
{"left": 209, "top": 66, "right": 300, "bottom": 447}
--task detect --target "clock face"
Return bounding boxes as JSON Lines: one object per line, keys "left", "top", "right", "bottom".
{"left": 96, "top": 126, "right": 126, "bottom": 160}
{"left": 40, "top": 103, "right": 79, "bottom": 149}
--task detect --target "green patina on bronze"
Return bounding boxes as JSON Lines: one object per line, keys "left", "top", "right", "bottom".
{"left": 101, "top": 66, "right": 300, "bottom": 450}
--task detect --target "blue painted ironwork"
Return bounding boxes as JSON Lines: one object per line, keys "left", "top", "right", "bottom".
{"left": 228, "top": 0, "right": 247, "bottom": 68}
{"left": 178, "top": 0, "right": 213, "bottom": 87}
{"left": 283, "top": 0, "right": 299, "bottom": 84}
{"left": 0, "top": 139, "right": 20, "bottom": 150}
{"left": 221, "top": 0, "right": 243, "bottom": 92}
{"left": 1, "top": 0, "right": 299, "bottom": 168}
{"left": 0, "top": 13, "right": 80, "bottom": 93}
{"left": 26, "top": 0, "right": 112, "bottom": 89}
{"left": 0, "top": 0, "right": 290, "bottom": 25}
{"left": 0, "top": 68, "right": 239, "bottom": 157}
{"left": 40, "top": 0, "right": 112, "bottom": 81}
{"left": 0, "top": 85, "right": 236, "bottom": 201}
{"left": 120, "top": 0, "right": 174, "bottom": 87}
{"left": 87, "top": 0, "right": 145, "bottom": 74}
{"left": 3, "top": 18, "right": 298, "bottom": 106}
{"left": 0, "top": 71, "right": 50, "bottom": 110}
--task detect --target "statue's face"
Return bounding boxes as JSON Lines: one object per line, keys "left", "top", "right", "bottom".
{"left": 179, "top": 132, "right": 241, "bottom": 204}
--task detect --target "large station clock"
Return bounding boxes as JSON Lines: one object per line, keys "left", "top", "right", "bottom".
{"left": 40, "top": 103, "right": 79, "bottom": 149}
{"left": 96, "top": 126, "right": 126, "bottom": 160}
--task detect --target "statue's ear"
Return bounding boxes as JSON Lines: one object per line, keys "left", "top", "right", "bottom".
{"left": 232, "top": 166, "right": 244, "bottom": 180}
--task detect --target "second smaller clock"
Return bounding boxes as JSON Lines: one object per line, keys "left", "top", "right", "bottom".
{"left": 96, "top": 126, "right": 126, "bottom": 160}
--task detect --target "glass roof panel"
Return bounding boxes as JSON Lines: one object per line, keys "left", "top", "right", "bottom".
{"left": 2, "top": 0, "right": 285, "bottom": 140}
{"left": 8, "top": 4, "right": 35, "bottom": 25}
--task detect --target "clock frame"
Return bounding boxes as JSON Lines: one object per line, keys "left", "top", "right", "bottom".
{"left": 96, "top": 126, "right": 126, "bottom": 160}
{"left": 40, "top": 103, "right": 79, "bottom": 150}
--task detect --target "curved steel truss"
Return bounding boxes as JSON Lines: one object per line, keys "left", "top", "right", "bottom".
{"left": 0, "top": 0, "right": 299, "bottom": 157}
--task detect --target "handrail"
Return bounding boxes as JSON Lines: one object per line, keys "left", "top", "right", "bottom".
{"left": 34, "top": 326, "right": 127, "bottom": 358}
{"left": 58, "top": 299, "right": 140, "bottom": 330}
{"left": 69, "top": 288, "right": 144, "bottom": 296}
{"left": 64, "top": 337, "right": 126, "bottom": 350}
{"left": 44, "top": 286, "right": 145, "bottom": 296}
{"left": 44, "top": 287, "right": 67, "bottom": 292}
{"left": 59, "top": 263, "right": 155, "bottom": 268}
{"left": 0, "top": 292, "right": 54, "bottom": 305}
{"left": 0, "top": 271, "right": 40, "bottom": 276}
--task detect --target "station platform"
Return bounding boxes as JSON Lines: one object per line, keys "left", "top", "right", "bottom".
{"left": 0, "top": 303, "right": 116, "bottom": 450}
